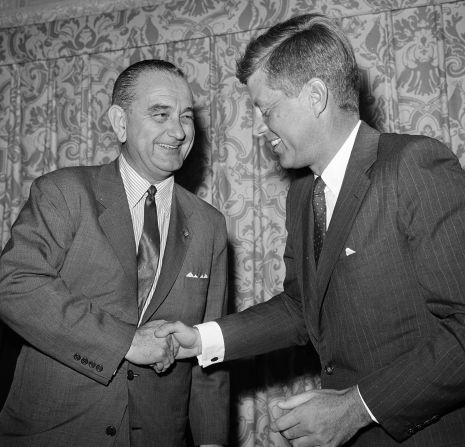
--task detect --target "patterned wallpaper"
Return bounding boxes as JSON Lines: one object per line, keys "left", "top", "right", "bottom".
{"left": 0, "top": 0, "right": 154, "bottom": 27}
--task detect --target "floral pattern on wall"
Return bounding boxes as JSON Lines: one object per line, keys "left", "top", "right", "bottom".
{"left": 1, "top": 1, "right": 465, "bottom": 445}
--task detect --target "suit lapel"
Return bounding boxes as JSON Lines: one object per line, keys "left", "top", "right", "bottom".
{"left": 316, "top": 123, "right": 380, "bottom": 315}
{"left": 141, "top": 185, "right": 191, "bottom": 324}
{"left": 96, "top": 160, "right": 137, "bottom": 287}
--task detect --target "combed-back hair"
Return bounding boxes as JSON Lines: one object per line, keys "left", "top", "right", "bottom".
{"left": 236, "top": 14, "right": 360, "bottom": 113}
{"left": 111, "top": 59, "right": 185, "bottom": 110}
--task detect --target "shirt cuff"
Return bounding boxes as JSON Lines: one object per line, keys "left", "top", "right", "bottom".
{"left": 357, "top": 385, "right": 378, "bottom": 423}
{"left": 194, "top": 321, "right": 225, "bottom": 367}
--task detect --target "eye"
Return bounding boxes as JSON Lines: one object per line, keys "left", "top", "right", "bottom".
{"left": 152, "top": 112, "right": 168, "bottom": 122}
{"left": 261, "top": 107, "right": 272, "bottom": 118}
{"left": 261, "top": 110, "right": 271, "bottom": 123}
{"left": 181, "top": 114, "right": 194, "bottom": 122}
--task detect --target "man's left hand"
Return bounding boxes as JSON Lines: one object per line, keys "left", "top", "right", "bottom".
{"left": 272, "top": 386, "right": 372, "bottom": 447}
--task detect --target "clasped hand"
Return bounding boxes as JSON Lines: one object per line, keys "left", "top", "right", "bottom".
{"left": 125, "top": 320, "right": 204, "bottom": 373}
{"left": 270, "top": 387, "right": 372, "bottom": 447}
{"left": 125, "top": 320, "right": 180, "bottom": 373}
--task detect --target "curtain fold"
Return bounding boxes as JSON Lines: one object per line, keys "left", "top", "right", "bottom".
{"left": 1, "top": 1, "right": 465, "bottom": 445}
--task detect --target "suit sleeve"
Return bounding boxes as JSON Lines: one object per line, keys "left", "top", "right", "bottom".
{"left": 188, "top": 213, "right": 230, "bottom": 445}
{"left": 358, "top": 137, "right": 465, "bottom": 441}
{"left": 218, "top": 178, "right": 310, "bottom": 362}
{"left": 0, "top": 175, "right": 135, "bottom": 385}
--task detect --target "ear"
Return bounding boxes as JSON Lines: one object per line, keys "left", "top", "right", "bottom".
{"left": 299, "top": 78, "right": 328, "bottom": 118}
{"left": 108, "top": 104, "right": 127, "bottom": 143}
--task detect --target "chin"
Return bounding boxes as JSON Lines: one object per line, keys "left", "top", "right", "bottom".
{"left": 168, "top": 162, "right": 184, "bottom": 173}
{"left": 278, "top": 157, "right": 292, "bottom": 169}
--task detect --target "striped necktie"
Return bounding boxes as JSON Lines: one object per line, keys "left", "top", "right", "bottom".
{"left": 137, "top": 185, "right": 160, "bottom": 313}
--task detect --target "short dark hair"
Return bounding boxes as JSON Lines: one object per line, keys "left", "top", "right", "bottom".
{"left": 236, "top": 13, "right": 360, "bottom": 113}
{"left": 111, "top": 59, "right": 185, "bottom": 110}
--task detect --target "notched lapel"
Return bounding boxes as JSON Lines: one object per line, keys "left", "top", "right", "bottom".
{"left": 96, "top": 161, "right": 137, "bottom": 287}
{"left": 141, "top": 188, "right": 191, "bottom": 324}
{"left": 316, "top": 123, "right": 380, "bottom": 312}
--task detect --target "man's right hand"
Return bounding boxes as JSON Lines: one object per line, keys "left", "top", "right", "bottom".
{"left": 125, "top": 320, "right": 175, "bottom": 370}
{"left": 155, "top": 321, "right": 202, "bottom": 359}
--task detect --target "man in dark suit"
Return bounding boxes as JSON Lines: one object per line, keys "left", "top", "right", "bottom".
{"left": 0, "top": 59, "right": 229, "bottom": 447}
{"left": 157, "top": 14, "right": 465, "bottom": 446}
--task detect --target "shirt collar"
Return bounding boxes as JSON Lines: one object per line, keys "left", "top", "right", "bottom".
{"left": 320, "top": 120, "right": 361, "bottom": 199}
{"left": 119, "top": 154, "right": 174, "bottom": 215}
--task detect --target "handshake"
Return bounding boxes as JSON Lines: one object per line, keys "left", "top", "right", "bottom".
{"left": 124, "top": 320, "right": 201, "bottom": 373}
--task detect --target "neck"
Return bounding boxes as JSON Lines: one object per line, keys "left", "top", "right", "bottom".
{"left": 311, "top": 112, "right": 359, "bottom": 175}
{"left": 329, "top": 113, "right": 360, "bottom": 148}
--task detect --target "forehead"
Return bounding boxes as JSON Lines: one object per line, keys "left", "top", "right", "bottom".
{"left": 134, "top": 71, "right": 193, "bottom": 107}
{"left": 247, "top": 69, "right": 284, "bottom": 107}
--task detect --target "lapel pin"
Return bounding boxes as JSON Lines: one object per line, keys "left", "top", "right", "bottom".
{"left": 183, "top": 230, "right": 190, "bottom": 238}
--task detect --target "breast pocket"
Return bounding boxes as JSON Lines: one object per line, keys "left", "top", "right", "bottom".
{"left": 336, "top": 238, "right": 389, "bottom": 271}
{"left": 172, "top": 275, "right": 210, "bottom": 324}
{"left": 183, "top": 276, "right": 209, "bottom": 294}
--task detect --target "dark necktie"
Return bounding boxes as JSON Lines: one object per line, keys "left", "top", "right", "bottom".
{"left": 137, "top": 185, "right": 160, "bottom": 313}
{"left": 312, "top": 176, "right": 326, "bottom": 265}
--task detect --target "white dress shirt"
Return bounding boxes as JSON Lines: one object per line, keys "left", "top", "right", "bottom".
{"left": 119, "top": 154, "right": 174, "bottom": 323}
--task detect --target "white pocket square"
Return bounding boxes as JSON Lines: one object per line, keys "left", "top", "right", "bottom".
{"left": 186, "top": 272, "right": 208, "bottom": 279}
{"left": 345, "top": 248, "right": 356, "bottom": 256}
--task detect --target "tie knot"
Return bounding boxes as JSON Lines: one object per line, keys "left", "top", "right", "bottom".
{"left": 147, "top": 185, "right": 157, "bottom": 199}
{"left": 313, "top": 176, "right": 325, "bottom": 196}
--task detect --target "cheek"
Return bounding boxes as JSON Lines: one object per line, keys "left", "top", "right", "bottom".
{"left": 183, "top": 127, "right": 195, "bottom": 147}
{"left": 181, "top": 144, "right": 193, "bottom": 161}
{"left": 128, "top": 125, "right": 151, "bottom": 145}
{"left": 184, "top": 123, "right": 195, "bottom": 139}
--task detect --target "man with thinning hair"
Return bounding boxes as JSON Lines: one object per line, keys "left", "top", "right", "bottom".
{"left": 0, "top": 59, "right": 229, "bottom": 447}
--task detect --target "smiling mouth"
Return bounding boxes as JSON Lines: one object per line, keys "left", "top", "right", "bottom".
{"left": 156, "top": 143, "right": 180, "bottom": 151}
{"left": 270, "top": 138, "right": 282, "bottom": 150}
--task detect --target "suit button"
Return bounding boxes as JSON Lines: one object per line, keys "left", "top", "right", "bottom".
{"left": 105, "top": 426, "right": 116, "bottom": 436}
{"left": 127, "top": 370, "right": 134, "bottom": 380}
{"left": 324, "top": 364, "right": 334, "bottom": 375}
{"left": 73, "top": 353, "right": 81, "bottom": 361}
{"left": 81, "top": 357, "right": 88, "bottom": 365}
{"left": 89, "top": 361, "right": 96, "bottom": 368}
{"left": 96, "top": 364, "right": 103, "bottom": 372}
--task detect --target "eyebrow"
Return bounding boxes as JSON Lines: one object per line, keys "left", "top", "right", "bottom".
{"left": 147, "top": 104, "right": 194, "bottom": 114}
{"left": 147, "top": 104, "right": 171, "bottom": 114}
{"left": 182, "top": 106, "right": 194, "bottom": 115}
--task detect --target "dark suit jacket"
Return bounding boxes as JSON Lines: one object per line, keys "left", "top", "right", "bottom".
{"left": 217, "top": 122, "right": 465, "bottom": 446}
{"left": 0, "top": 159, "right": 229, "bottom": 447}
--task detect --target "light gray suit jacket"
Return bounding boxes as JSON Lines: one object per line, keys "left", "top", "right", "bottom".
{"left": 0, "top": 159, "right": 229, "bottom": 446}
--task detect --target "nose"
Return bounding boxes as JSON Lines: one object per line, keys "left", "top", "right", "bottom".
{"left": 253, "top": 120, "right": 269, "bottom": 137}
{"left": 168, "top": 117, "right": 186, "bottom": 141}
{"left": 252, "top": 108, "right": 268, "bottom": 137}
